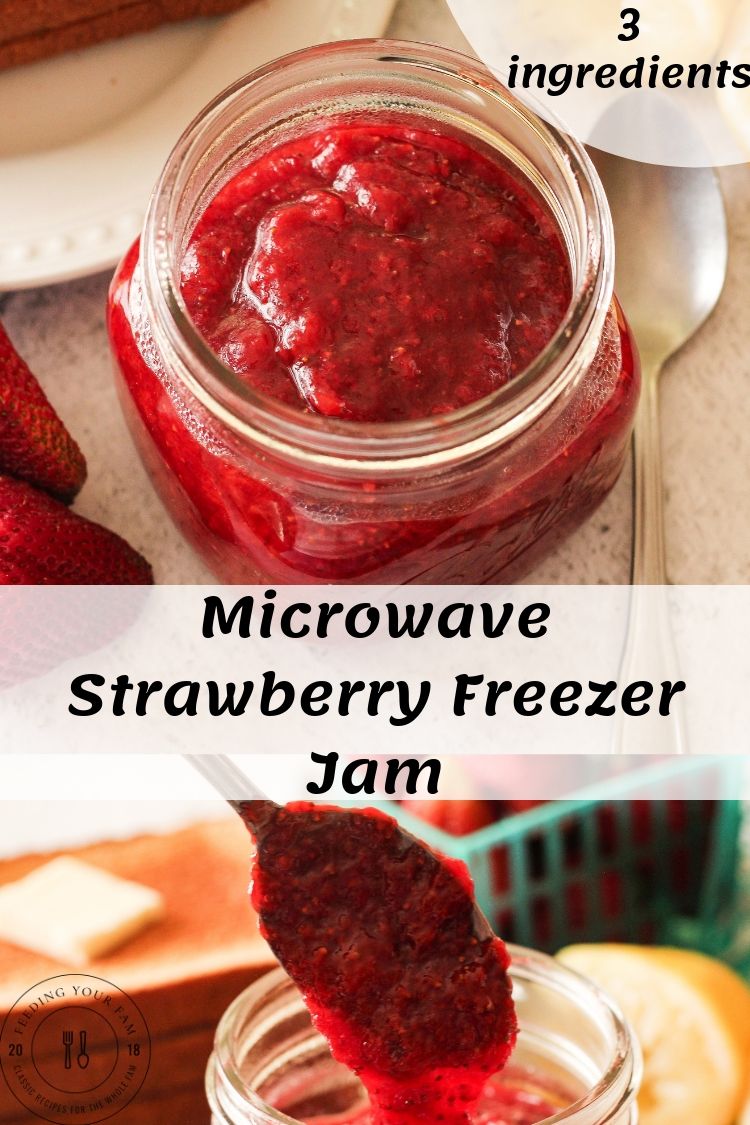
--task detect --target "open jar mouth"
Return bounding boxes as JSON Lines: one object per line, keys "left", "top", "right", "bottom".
{"left": 143, "top": 39, "right": 614, "bottom": 474}
{"left": 207, "top": 947, "right": 641, "bottom": 1125}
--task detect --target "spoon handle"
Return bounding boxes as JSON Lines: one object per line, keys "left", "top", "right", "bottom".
{"left": 615, "top": 359, "right": 688, "bottom": 753}
{"left": 614, "top": 584, "right": 688, "bottom": 754}
{"left": 188, "top": 755, "right": 279, "bottom": 835}
{"left": 631, "top": 366, "right": 667, "bottom": 585}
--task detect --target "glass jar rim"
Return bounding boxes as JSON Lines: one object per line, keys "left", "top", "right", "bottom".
{"left": 209, "top": 947, "right": 641, "bottom": 1125}
{"left": 143, "top": 39, "right": 615, "bottom": 474}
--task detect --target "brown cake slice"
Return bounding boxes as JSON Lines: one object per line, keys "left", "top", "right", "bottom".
{"left": 0, "top": 0, "right": 249, "bottom": 69}
{"left": 0, "top": 818, "right": 274, "bottom": 1122}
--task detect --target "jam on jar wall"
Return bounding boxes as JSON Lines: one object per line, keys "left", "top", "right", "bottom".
{"left": 205, "top": 953, "right": 641, "bottom": 1125}
{"left": 108, "top": 41, "right": 640, "bottom": 585}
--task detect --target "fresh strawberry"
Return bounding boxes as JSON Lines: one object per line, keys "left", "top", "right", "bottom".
{"left": 400, "top": 799, "right": 496, "bottom": 836}
{"left": 0, "top": 475, "right": 152, "bottom": 584}
{"left": 0, "top": 321, "right": 86, "bottom": 502}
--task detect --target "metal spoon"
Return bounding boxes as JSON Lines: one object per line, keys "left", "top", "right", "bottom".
{"left": 590, "top": 147, "right": 728, "bottom": 752}
{"left": 187, "top": 753, "right": 513, "bottom": 1081}
{"left": 189, "top": 754, "right": 278, "bottom": 833}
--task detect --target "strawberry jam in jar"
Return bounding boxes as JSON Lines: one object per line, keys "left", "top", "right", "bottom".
{"left": 206, "top": 951, "right": 641, "bottom": 1124}
{"left": 108, "top": 41, "right": 639, "bottom": 584}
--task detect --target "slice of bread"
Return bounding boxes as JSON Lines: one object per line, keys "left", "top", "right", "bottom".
{"left": 0, "top": 1026, "right": 219, "bottom": 1123}
{"left": 0, "top": 817, "right": 275, "bottom": 1122}
{"left": 0, "top": 817, "right": 272, "bottom": 1033}
{"left": 0, "top": 0, "right": 249, "bottom": 69}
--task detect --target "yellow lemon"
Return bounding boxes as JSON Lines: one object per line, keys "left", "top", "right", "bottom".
{"left": 557, "top": 944, "right": 750, "bottom": 1125}
{"left": 740, "top": 1071, "right": 750, "bottom": 1125}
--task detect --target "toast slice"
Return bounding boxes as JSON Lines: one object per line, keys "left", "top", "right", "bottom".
{"left": 0, "top": 817, "right": 272, "bottom": 1029}
{"left": 0, "top": 0, "right": 249, "bottom": 69}
{"left": 0, "top": 817, "right": 274, "bottom": 1120}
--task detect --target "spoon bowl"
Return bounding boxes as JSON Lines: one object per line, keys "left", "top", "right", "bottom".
{"left": 590, "top": 127, "right": 728, "bottom": 753}
{"left": 592, "top": 151, "right": 728, "bottom": 364}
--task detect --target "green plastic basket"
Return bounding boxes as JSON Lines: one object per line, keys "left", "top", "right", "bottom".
{"left": 388, "top": 758, "right": 744, "bottom": 960}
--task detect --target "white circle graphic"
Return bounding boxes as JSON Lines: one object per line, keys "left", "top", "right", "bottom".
{"left": 447, "top": 0, "right": 750, "bottom": 166}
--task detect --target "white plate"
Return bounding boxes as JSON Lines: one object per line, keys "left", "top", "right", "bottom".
{"left": 0, "top": 0, "right": 398, "bottom": 290}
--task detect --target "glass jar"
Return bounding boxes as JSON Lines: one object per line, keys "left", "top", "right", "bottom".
{"left": 206, "top": 952, "right": 641, "bottom": 1124}
{"left": 108, "top": 40, "right": 639, "bottom": 584}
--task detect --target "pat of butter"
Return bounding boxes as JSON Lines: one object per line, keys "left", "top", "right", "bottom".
{"left": 0, "top": 856, "right": 164, "bottom": 965}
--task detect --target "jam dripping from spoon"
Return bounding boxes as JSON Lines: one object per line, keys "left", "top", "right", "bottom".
{"left": 234, "top": 798, "right": 517, "bottom": 1125}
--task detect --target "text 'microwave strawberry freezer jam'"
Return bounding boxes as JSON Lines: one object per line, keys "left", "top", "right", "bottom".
{"left": 204, "top": 803, "right": 641, "bottom": 1124}
{"left": 108, "top": 41, "right": 639, "bottom": 584}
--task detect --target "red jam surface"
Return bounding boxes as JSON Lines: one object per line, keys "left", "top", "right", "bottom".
{"left": 181, "top": 124, "right": 571, "bottom": 422}
{"left": 108, "top": 117, "right": 639, "bottom": 584}
{"left": 243, "top": 802, "right": 517, "bottom": 1125}
{"left": 282, "top": 1073, "right": 563, "bottom": 1125}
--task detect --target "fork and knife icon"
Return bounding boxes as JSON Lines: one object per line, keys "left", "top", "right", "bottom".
{"left": 62, "top": 1030, "right": 89, "bottom": 1070}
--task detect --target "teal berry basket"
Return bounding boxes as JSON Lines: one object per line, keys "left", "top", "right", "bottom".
{"left": 389, "top": 758, "right": 745, "bottom": 963}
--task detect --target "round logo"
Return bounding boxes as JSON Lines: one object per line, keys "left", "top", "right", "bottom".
{"left": 0, "top": 974, "right": 151, "bottom": 1124}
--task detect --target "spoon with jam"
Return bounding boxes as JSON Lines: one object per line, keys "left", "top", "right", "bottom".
{"left": 191, "top": 757, "right": 517, "bottom": 1125}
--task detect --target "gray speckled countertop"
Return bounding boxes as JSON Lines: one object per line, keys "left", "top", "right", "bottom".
{"left": 2, "top": 0, "right": 748, "bottom": 584}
